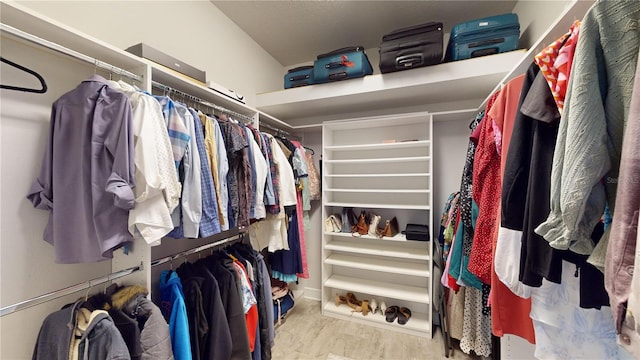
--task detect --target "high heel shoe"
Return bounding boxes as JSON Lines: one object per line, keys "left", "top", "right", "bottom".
{"left": 379, "top": 301, "right": 387, "bottom": 315}
{"left": 335, "top": 294, "right": 348, "bottom": 307}
{"left": 369, "top": 298, "right": 379, "bottom": 315}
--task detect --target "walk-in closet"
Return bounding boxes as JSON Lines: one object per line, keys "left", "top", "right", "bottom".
{"left": 1, "top": 1, "right": 639, "bottom": 359}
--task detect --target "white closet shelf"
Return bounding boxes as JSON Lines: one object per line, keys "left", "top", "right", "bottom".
{"left": 322, "top": 301, "right": 431, "bottom": 338}
{"left": 325, "top": 202, "right": 430, "bottom": 210}
{"left": 324, "top": 275, "right": 430, "bottom": 304}
{"left": 325, "top": 188, "right": 430, "bottom": 194}
{"left": 324, "top": 156, "right": 430, "bottom": 164}
{"left": 150, "top": 64, "right": 259, "bottom": 120}
{"left": 325, "top": 253, "right": 429, "bottom": 277}
{"left": 325, "top": 140, "right": 431, "bottom": 151}
{"left": 325, "top": 239, "right": 429, "bottom": 259}
{"left": 256, "top": 50, "right": 527, "bottom": 125}
{"left": 325, "top": 173, "right": 430, "bottom": 178}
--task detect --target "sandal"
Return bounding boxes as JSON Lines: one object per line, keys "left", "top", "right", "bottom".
{"left": 385, "top": 305, "right": 399, "bottom": 323}
{"left": 397, "top": 307, "right": 412, "bottom": 325}
{"left": 346, "top": 292, "right": 363, "bottom": 312}
{"left": 335, "top": 294, "right": 347, "bottom": 307}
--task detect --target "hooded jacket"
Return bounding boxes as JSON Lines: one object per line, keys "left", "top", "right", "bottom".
{"left": 32, "top": 300, "right": 130, "bottom": 360}
{"left": 110, "top": 285, "right": 174, "bottom": 360}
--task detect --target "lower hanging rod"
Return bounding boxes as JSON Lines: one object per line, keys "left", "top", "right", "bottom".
{"left": 150, "top": 234, "right": 243, "bottom": 268}
{"left": 0, "top": 262, "right": 143, "bottom": 317}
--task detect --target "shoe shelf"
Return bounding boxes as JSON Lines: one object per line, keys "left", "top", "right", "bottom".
{"left": 324, "top": 202, "right": 430, "bottom": 210}
{"left": 322, "top": 301, "right": 431, "bottom": 338}
{"left": 325, "top": 238, "right": 429, "bottom": 259}
{"left": 325, "top": 173, "right": 430, "bottom": 178}
{"left": 324, "top": 140, "right": 431, "bottom": 151}
{"left": 323, "top": 156, "right": 430, "bottom": 164}
{"left": 321, "top": 111, "right": 433, "bottom": 337}
{"left": 325, "top": 275, "right": 429, "bottom": 304}
{"left": 325, "top": 253, "right": 429, "bottom": 277}
{"left": 326, "top": 188, "right": 430, "bottom": 194}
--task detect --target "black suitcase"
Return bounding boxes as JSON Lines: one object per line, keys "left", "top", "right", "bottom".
{"left": 379, "top": 22, "right": 443, "bottom": 74}
{"left": 284, "top": 65, "right": 314, "bottom": 89}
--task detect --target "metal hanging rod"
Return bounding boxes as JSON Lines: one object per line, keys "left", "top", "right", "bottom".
{"left": 0, "top": 262, "right": 143, "bottom": 317}
{"left": 151, "top": 81, "right": 255, "bottom": 124}
{"left": 0, "top": 23, "right": 144, "bottom": 83}
{"left": 150, "top": 234, "right": 244, "bottom": 268}
{"left": 259, "top": 121, "right": 301, "bottom": 141}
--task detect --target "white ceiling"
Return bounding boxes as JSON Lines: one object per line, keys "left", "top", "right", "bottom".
{"left": 211, "top": 0, "right": 519, "bottom": 67}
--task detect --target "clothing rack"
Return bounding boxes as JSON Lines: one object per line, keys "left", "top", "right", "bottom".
{"left": 151, "top": 81, "right": 255, "bottom": 124}
{"left": 150, "top": 234, "right": 244, "bottom": 268}
{"left": 259, "top": 121, "right": 302, "bottom": 141}
{"left": 0, "top": 262, "right": 143, "bottom": 317}
{"left": 0, "top": 23, "right": 143, "bottom": 83}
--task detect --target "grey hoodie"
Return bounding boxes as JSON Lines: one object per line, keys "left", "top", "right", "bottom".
{"left": 32, "top": 300, "right": 130, "bottom": 360}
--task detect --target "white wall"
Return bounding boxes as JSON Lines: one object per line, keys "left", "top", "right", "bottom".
{"left": 17, "top": 0, "right": 285, "bottom": 107}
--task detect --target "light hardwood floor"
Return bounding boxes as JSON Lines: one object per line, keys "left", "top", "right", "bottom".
{"left": 271, "top": 297, "right": 477, "bottom": 360}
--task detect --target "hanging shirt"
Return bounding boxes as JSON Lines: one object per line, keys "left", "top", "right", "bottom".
{"left": 268, "top": 134, "right": 297, "bottom": 207}
{"left": 109, "top": 80, "right": 180, "bottom": 246}
{"left": 535, "top": 0, "right": 640, "bottom": 256}
{"left": 168, "top": 103, "right": 202, "bottom": 239}
{"left": 214, "top": 119, "right": 230, "bottom": 231}
{"left": 189, "top": 108, "right": 220, "bottom": 237}
{"left": 199, "top": 113, "right": 226, "bottom": 229}
{"left": 154, "top": 96, "right": 190, "bottom": 171}
{"left": 246, "top": 129, "right": 268, "bottom": 220}
{"left": 260, "top": 132, "right": 279, "bottom": 213}
{"left": 27, "top": 74, "right": 135, "bottom": 263}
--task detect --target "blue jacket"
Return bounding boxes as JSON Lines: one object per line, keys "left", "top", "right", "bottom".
{"left": 160, "top": 270, "right": 192, "bottom": 360}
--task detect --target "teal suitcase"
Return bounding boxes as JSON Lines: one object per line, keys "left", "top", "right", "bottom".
{"left": 313, "top": 46, "right": 373, "bottom": 84}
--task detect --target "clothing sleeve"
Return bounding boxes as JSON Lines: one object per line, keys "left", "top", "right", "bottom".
{"left": 26, "top": 102, "right": 57, "bottom": 212}
{"left": 103, "top": 90, "right": 136, "bottom": 210}
{"left": 535, "top": 14, "right": 608, "bottom": 255}
{"left": 605, "top": 48, "right": 640, "bottom": 332}
{"left": 178, "top": 109, "right": 202, "bottom": 238}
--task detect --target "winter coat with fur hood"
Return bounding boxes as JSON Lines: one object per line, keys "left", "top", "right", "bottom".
{"left": 109, "top": 285, "right": 174, "bottom": 360}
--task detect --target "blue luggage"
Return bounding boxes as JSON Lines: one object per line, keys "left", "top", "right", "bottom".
{"left": 445, "top": 13, "right": 520, "bottom": 62}
{"left": 313, "top": 46, "right": 373, "bottom": 84}
{"left": 284, "top": 65, "right": 314, "bottom": 89}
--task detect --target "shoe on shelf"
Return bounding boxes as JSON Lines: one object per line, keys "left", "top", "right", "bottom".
{"left": 362, "top": 300, "right": 370, "bottom": 316}
{"left": 379, "top": 301, "right": 387, "bottom": 315}
{"left": 369, "top": 298, "right": 378, "bottom": 315}
{"left": 397, "top": 307, "right": 412, "bottom": 325}
{"left": 335, "top": 294, "right": 347, "bottom": 307}
{"left": 346, "top": 292, "right": 363, "bottom": 312}
{"left": 385, "top": 305, "right": 399, "bottom": 323}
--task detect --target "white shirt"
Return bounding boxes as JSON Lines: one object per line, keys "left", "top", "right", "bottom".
{"left": 214, "top": 118, "right": 230, "bottom": 231}
{"left": 246, "top": 129, "right": 268, "bottom": 220}
{"left": 174, "top": 103, "right": 202, "bottom": 238}
{"left": 268, "top": 134, "right": 297, "bottom": 207}
{"left": 109, "top": 80, "right": 180, "bottom": 245}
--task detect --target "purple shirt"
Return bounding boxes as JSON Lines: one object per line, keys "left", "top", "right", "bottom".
{"left": 27, "top": 75, "right": 135, "bottom": 263}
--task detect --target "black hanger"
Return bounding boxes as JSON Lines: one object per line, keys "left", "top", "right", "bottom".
{"left": 304, "top": 146, "right": 315, "bottom": 155}
{"left": 0, "top": 57, "right": 48, "bottom": 94}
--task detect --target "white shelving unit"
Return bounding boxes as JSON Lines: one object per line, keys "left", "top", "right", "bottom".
{"left": 321, "top": 112, "right": 433, "bottom": 338}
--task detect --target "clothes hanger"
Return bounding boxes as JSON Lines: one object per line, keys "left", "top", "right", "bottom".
{"left": 304, "top": 146, "right": 315, "bottom": 155}
{"left": 0, "top": 57, "right": 48, "bottom": 94}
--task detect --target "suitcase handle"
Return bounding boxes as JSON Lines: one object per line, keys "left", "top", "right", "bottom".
{"left": 325, "top": 55, "right": 355, "bottom": 69}
{"left": 289, "top": 74, "right": 310, "bottom": 81}
{"left": 328, "top": 72, "right": 348, "bottom": 81}
{"left": 470, "top": 48, "right": 499, "bottom": 57}
{"left": 396, "top": 54, "right": 424, "bottom": 69}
